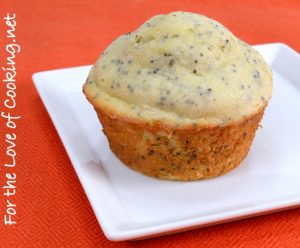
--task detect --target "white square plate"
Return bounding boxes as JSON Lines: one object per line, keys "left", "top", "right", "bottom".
{"left": 33, "top": 43, "right": 300, "bottom": 241}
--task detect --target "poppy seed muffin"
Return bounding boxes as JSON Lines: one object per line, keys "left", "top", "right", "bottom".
{"left": 83, "top": 11, "right": 272, "bottom": 180}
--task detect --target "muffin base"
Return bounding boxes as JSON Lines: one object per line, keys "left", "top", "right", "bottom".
{"left": 94, "top": 106, "right": 265, "bottom": 181}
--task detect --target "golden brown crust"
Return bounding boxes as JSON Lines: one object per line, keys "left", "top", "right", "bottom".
{"left": 84, "top": 82, "right": 266, "bottom": 180}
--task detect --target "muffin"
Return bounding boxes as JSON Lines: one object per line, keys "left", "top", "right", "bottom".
{"left": 83, "top": 11, "right": 272, "bottom": 180}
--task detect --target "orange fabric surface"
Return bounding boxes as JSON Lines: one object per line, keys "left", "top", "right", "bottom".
{"left": 0, "top": 0, "right": 300, "bottom": 247}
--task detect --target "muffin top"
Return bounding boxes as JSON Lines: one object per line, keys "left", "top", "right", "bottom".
{"left": 84, "top": 11, "right": 272, "bottom": 127}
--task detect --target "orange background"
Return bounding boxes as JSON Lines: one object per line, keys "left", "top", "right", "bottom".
{"left": 0, "top": 0, "right": 300, "bottom": 247}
